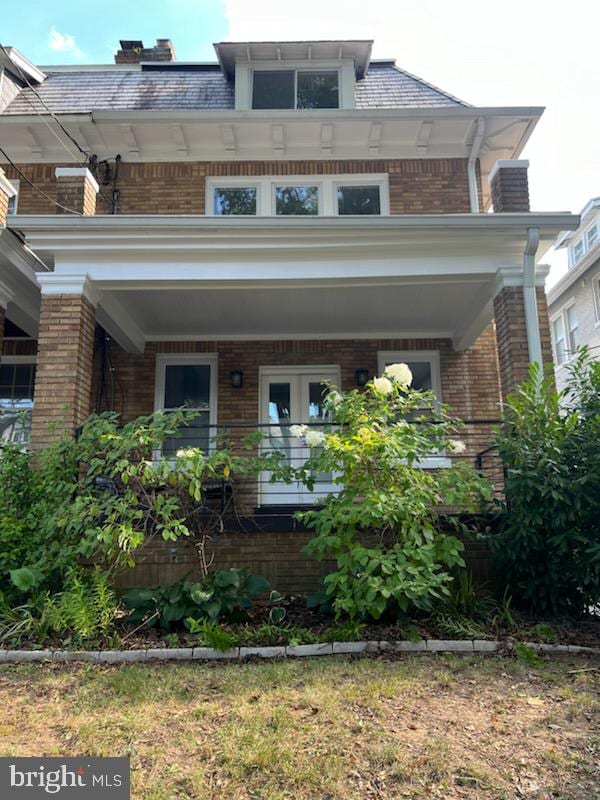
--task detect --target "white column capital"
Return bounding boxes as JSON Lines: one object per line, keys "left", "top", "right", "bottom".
{"left": 54, "top": 167, "right": 99, "bottom": 194}
{"left": 36, "top": 272, "right": 102, "bottom": 307}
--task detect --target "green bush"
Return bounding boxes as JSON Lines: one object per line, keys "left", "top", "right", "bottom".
{"left": 283, "top": 363, "right": 489, "bottom": 621}
{"left": 123, "top": 570, "right": 269, "bottom": 630}
{"left": 492, "top": 350, "right": 600, "bottom": 615}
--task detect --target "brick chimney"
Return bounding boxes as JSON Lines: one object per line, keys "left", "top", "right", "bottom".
{"left": 115, "top": 38, "right": 176, "bottom": 64}
{"left": 490, "top": 159, "right": 530, "bottom": 212}
{"left": 55, "top": 168, "right": 99, "bottom": 216}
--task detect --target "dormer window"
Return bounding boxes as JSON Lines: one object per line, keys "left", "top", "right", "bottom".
{"left": 252, "top": 70, "right": 339, "bottom": 110}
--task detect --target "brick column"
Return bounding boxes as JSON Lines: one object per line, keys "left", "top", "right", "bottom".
{"left": 30, "top": 279, "right": 97, "bottom": 451}
{"left": 490, "top": 160, "right": 530, "bottom": 212}
{"left": 55, "top": 168, "right": 98, "bottom": 216}
{"left": 493, "top": 285, "right": 553, "bottom": 401}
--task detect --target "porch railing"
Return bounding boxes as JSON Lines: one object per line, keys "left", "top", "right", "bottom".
{"left": 161, "top": 418, "right": 503, "bottom": 510}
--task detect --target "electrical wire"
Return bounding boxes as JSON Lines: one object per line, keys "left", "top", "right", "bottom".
{"left": 0, "top": 145, "right": 82, "bottom": 215}
{"left": 0, "top": 43, "right": 89, "bottom": 161}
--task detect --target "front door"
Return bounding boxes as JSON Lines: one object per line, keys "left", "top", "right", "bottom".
{"left": 259, "top": 366, "right": 339, "bottom": 506}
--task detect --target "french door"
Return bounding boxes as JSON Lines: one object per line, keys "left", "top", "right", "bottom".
{"left": 259, "top": 366, "right": 339, "bottom": 506}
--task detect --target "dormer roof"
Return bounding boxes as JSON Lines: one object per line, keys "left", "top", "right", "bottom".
{"left": 214, "top": 39, "right": 373, "bottom": 79}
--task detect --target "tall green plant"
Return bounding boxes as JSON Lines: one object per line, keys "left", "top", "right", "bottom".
{"left": 492, "top": 350, "right": 600, "bottom": 615}
{"left": 282, "top": 364, "right": 490, "bottom": 620}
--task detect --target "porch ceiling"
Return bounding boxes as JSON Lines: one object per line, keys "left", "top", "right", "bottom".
{"left": 108, "top": 277, "right": 492, "bottom": 342}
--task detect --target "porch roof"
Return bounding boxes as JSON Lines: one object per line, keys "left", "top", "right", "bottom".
{"left": 12, "top": 211, "right": 579, "bottom": 355}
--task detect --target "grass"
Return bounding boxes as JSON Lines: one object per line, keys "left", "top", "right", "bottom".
{"left": 0, "top": 654, "right": 598, "bottom": 799}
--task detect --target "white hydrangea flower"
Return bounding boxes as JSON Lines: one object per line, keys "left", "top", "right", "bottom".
{"left": 289, "top": 424, "right": 309, "bottom": 438}
{"left": 176, "top": 448, "right": 201, "bottom": 458}
{"left": 373, "top": 376, "right": 393, "bottom": 395}
{"left": 304, "top": 429, "right": 327, "bottom": 447}
{"left": 327, "top": 390, "right": 343, "bottom": 407}
{"left": 384, "top": 362, "right": 413, "bottom": 388}
{"left": 447, "top": 439, "right": 466, "bottom": 454}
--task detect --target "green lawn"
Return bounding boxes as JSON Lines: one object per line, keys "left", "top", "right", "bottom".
{"left": 0, "top": 654, "right": 598, "bottom": 799}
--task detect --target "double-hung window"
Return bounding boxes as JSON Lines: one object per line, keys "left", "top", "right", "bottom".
{"left": 377, "top": 351, "right": 442, "bottom": 402}
{"left": 0, "top": 357, "right": 35, "bottom": 447}
{"left": 154, "top": 354, "right": 217, "bottom": 456}
{"left": 252, "top": 70, "right": 339, "bottom": 110}
{"left": 552, "top": 304, "right": 579, "bottom": 367}
{"left": 208, "top": 175, "right": 389, "bottom": 217}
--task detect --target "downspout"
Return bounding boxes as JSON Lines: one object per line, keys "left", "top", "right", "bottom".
{"left": 523, "top": 226, "right": 543, "bottom": 366}
{"left": 468, "top": 117, "right": 486, "bottom": 212}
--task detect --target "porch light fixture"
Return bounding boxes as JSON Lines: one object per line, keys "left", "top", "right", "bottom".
{"left": 230, "top": 370, "right": 244, "bottom": 388}
{"left": 356, "top": 368, "right": 369, "bottom": 387}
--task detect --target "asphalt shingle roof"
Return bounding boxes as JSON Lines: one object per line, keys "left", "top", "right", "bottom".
{"left": 2, "top": 62, "right": 467, "bottom": 114}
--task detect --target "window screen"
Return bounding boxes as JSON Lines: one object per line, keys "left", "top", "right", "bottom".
{"left": 252, "top": 70, "right": 295, "bottom": 109}
{"left": 337, "top": 185, "right": 381, "bottom": 215}
{"left": 213, "top": 187, "right": 257, "bottom": 215}
{"left": 162, "top": 363, "right": 212, "bottom": 456}
{"left": 297, "top": 71, "right": 339, "bottom": 109}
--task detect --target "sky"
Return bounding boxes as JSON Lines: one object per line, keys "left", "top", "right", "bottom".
{"left": 2, "top": 0, "right": 599, "bottom": 284}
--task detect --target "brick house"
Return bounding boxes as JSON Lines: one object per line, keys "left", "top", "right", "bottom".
{"left": 0, "top": 39, "right": 578, "bottom": 588}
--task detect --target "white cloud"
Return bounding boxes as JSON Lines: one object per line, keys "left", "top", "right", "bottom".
{"left": 48, "top": 27, "right": 84, "bottom": 58}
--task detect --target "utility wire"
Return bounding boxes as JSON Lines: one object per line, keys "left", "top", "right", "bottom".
{"left": 0, "top": 43, "right": 89, "bottom": 161}
{"left": 0, "top": 145, "right": 82, "bottom": 215}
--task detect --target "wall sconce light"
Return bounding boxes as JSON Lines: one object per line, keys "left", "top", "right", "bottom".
{"left": 355, "top": 368, "right": 369, "bottom": 387}
{"left": 230, "top": 370, "right": 244, "bottom": 389}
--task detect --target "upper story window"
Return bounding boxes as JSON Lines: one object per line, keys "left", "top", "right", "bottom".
{"left": 252, "top": 70, "right": 339, "bottom": 110}
{"left": 207, "top": 175, "right": 389, "bottom": 217}
{"left": 551, "top": 303, "right": 579, "bottom": 367}
{"left": 6, "top": 179, "right": 20, "bottom": 215}
{"left": 570, "top": 220, "right": 599, "bottom": 267}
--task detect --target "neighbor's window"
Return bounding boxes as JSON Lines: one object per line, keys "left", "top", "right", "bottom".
{"left": 275, "top": 185, "right": 319, "bottom": 215}
{"left": 566, "top": 305, "right": 579, "bottom": 354}
{"left": 337, "top": 185, "right": 381, "bottom": 215}
{"left": 552, "top": 315, "right": 567, "bottom": 365}
{"left": 0, "top": 360, "right": 35, "bottom": 447}
{"left": 156, "top": 357, "right": 216, "bottom": 457}
{"left": 213, "top": 187, "right": 257, "bottom": 215}
{"left": 573, "top": 239, "right": 584, "bottom": 264}
{"left": 586, "top": 223, "right": 598, "bottom": 249}
{"left": 252, "top": 70, "right": 339, "bottom": 110}
{"left": 6, "top": 179, "right": 19, "bottom": 215}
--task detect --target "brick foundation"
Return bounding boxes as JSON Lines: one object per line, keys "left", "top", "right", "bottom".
{"left": 30, "top": 294, "right": 96, "bottom": 450}
{"left": 114, "top": 523, "right": 493, "bottom": 593}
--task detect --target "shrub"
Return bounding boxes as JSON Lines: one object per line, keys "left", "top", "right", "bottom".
{"left": 284, "top": 365, "right": 489, "bottom": 621}
{"left": 492, "top": 350, "right": 600, "bottom": 615}
{"left": 123, "top": 570, "right": 269, "bottom": 630}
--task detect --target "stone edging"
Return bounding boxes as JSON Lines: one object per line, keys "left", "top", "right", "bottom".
{"left": 1, "top": 640, "right": 599, "bottom": 663}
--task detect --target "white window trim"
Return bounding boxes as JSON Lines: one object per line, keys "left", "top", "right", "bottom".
{"left": 593, "top": 275, "right": 600, "bottom": 326}
{"left": 206, "top": 174, "right": 390, "bottom": 217}
{"left": 153, "top": 353, "right": 218, "bottom": 454}
{"left": 377, "top": 350, "right": 442, "bottom": 400}
{"left": 570, "top": 219, "right": 600, "bottom": 267}
{"left": 6, "top": 179, "right": 20, "bottom": 215}
{"left": 235, "top": 59, "right": 356, "bottom": 110}
{"left": 377, "top": 350, "right": 447, "bottom": 469}
{"left": 550, "top": 299, "right": 577, "bottom": 369}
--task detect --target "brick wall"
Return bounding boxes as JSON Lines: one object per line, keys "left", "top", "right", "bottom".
{"left": 491, "top": 166, "right": 530, "bottom": 213}
{"left": 5, "top": 158, "right": 478, "bottom": 216}
{"left": 114, "top": 524, "right": 493, "bottom": 592}
{"left": 30, "top": 294, "right": 96, "bottom": 449}
{"left": 93, "top": 325, "right": 501, "bottom": 430}
{"left": 56, "top": 175, "right": 97, "bottom": 216}
{"left": 493, "top": 287, "right": 553, "bottom": 399}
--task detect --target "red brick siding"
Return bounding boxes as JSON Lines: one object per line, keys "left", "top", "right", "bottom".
{"left": 56, "top": 175, "right": 97, "bottom": 216}
{"left": 30, "top": 294, "right": 96, "bottom": 450}
{"left": 5, "top": 158, "right": 478, "bottom": 216}
{"left": 491, "top": 167, "right": 530, "bottom": 213}
{"left": 493, "top": 286, "right": 553, "bottom": 400}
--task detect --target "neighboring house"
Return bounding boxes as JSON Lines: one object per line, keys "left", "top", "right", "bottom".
{"left": 0, "top": 38, "right": 578, "bottom": 587}
{"left": 548, "top": 198, "right": 600, "bottom": 393}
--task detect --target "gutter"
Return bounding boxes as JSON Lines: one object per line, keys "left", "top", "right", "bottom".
{"left": 468, "top": 117, "right": 486, "bottom": 213}
{"left": 523, "top": 227, "right": 542, "bottom": 366}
